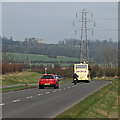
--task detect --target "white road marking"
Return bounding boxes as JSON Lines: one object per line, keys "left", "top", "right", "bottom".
{"left": 63, "top": 88, "right": 66, "bottom": 89}
{"left": 53, "top": 91, "right": 56, "bottom": 92}
{"left": 0, "top": 103, "right": 5, "bottom": 106}
{"left": 13, "top": 99, "right": 20, "bottom": 103}
{"left": 38, "top": 93, "right": 43, "bottom": 96}
{"left": 68, "top": 87, "right": 71, "bottom": 88}
{"left": 26, "top": 96, "right": 33, "bottom": 99}
{"left": 58, "top": 89, "right": 62, "bottom": 91}
{"left": 46, "top": 92, "right": 50, "bottom": 94}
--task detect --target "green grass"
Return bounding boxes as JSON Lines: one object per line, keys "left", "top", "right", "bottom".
{"left": 2, "top": 72, "right": 72, "bottom": 86}
{"left": 1, "top": 85, "right": 38, "bottom": 93}
{"left": 92, "top": 76, "right": 118, "bottom": 81}
{"left": 1, "top": 72, "right": 72, "bottom": 92}
{"left": 60, "top": 77, "right": 72, "bottom": 84}
{"left": 2, "top": 80, "right": 72, "bottom": 93}
{"left": 6, "top": 52, "right": 79, "bottom": 65}
{"left": 2, "top": 71, "right": 42, "bottom": 86}
{"left": 60, "top": 80, "right": 72, "bottom": 84}
{"left": 56, "top": 79, "right": 118, "bottom": 118}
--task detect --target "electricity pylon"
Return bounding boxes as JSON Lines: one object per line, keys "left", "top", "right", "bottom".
{"left": 73, "top": 9, "right": 95, "bottom": 63}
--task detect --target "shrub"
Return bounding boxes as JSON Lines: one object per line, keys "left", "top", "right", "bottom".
{"left": 105, "top": 68, "right": 116, "bottom": 77}
{"left": 32, "top": 65, "right": 73, "bottom": 78}
{"left": 90, "top": 70, "right": 96, "bottom": 79}
{"left": 96, "top": 68, "right": 104, "bottom": 78}
{"left": 90, "top": 65, "right": 99, "bottom": 78}
{"left": 2, "top": 63, "right": 24, "bottom": 74}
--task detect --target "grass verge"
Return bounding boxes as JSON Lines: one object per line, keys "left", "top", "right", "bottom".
{"left": 1, "top": 72, "right": 72, "bottom": 93}
{"left": 2, "top": 80, "right": 72, "bottom": 93}
{"left": 56, "top": 79, "right": 118, "bottom": 118}
{"left": 2, "top": 71, "right": 42, "bottom": 86}
{"left": 1, "top": 85, "right": 38, "bottom": 93}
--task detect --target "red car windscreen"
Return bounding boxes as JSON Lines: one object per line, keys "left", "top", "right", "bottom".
{"left": 41, "top": 75, "right": 54, "bottom": 79}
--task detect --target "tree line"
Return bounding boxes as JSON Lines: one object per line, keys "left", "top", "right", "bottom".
{"left": 2, "top": 37, "right": 118, "bottom": 64}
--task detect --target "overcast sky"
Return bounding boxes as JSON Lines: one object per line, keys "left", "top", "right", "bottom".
{"left": 2, "top": 2, "right": 118, "bottom": 43}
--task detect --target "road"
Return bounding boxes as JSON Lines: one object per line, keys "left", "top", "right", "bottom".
{"left": 2, "top": 80, "right": 111, "bottom": 118}
{"left": 1, "top": 83, "right": 38, "bottom": 89}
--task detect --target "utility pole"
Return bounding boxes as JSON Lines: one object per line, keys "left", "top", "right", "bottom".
{"left": 73, "top": 9, "right": 95, "bottom": 63}
{"left": 80, "top": 9, "right": 84, "bottom": 62}
{"left": 85, "top": 10, "right": 88, "bottom": 62}
{"left": 24, "top": 38, "right": 29, "bottom": 68}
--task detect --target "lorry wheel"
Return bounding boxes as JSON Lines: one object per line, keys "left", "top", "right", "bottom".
{"left": 85, "top": 80, "right": 90, "bottom": 83}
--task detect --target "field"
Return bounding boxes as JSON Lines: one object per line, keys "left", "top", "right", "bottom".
{"left": 4, "top": 53, "right": 117, "bottom": 67}
{"left": 56, "top": 79, "right": 118, "bottom": 118}
{"left": 6, "top": 52, "right": 79, "bottom": 66}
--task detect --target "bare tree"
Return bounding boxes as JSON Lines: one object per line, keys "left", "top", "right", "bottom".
{"left": 102, "top": 45, "right": 118, "bottom": 67}
{"left": 2, "top": 45, "right": 15, "bottom": 63}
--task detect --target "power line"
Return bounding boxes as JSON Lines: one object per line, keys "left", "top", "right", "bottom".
{"left": 73, "top": 9, "right": 95, "bottom": 63}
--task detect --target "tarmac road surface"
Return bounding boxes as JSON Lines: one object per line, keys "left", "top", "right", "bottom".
{"left": 2, "top": 80, "right": 111, "bottom": 118}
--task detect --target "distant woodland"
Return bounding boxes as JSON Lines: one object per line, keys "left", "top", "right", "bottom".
{"left": 2, "top": 37, "right": 118, "bottom": 63}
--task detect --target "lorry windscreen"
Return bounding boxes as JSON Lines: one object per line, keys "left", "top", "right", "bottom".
{"left": 76, "top": 65, "right": 87, "bottom": 69}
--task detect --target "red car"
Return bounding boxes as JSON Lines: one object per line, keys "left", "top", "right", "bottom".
{"left": 39, "top": 74, "right": 59, "bottom": 89}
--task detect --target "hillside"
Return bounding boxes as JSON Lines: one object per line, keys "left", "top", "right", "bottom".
{"left": 2, "top": 37, "right": 118, "bottom": 63}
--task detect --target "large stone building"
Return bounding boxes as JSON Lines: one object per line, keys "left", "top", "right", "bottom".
{"left": 24, "top": 38, "right": 43, "bottom": 44}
